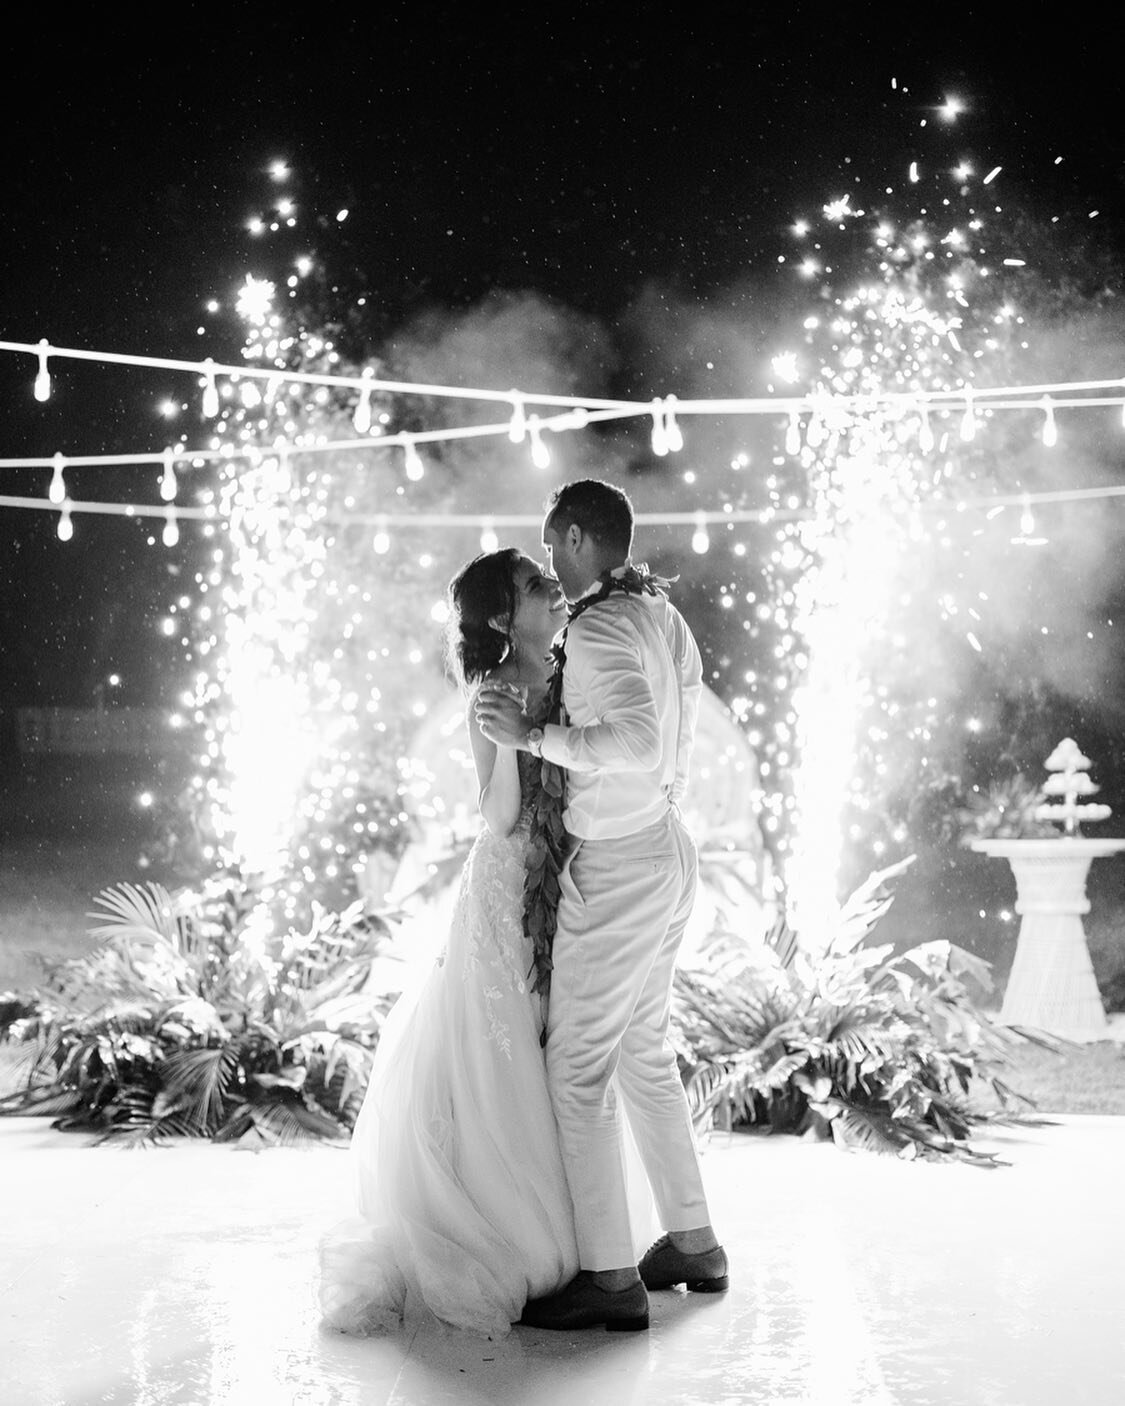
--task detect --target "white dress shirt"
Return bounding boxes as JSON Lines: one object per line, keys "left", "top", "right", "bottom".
{"left": 539, "top": 581, "right": 703, "bottom": 840}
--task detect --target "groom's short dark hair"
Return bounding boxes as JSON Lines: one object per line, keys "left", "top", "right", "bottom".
{"left": 545, "top": 479, "right": 634, "bottom": 556}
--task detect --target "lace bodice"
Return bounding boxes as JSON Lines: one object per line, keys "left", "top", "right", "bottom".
{"left": 435, "top": 747, "right": 544, "bottom": 1061}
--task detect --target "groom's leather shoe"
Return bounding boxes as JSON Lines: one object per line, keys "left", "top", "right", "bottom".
{"left": 638, "top": 1234, "right": 730, "bottom": 1292}
{"left": 517, "top": 1271, "right": 649, "bottom": 1332}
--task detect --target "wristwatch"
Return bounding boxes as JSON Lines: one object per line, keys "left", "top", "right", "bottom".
{"left": 526, "top": 726, "right": 545, "bottom": 758}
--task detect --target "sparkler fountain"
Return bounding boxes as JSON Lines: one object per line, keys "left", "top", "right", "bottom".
{"left": 759, "top": 162, "right": 1118, "bottom": 965}
{"left": 770, "top": 199, "right": 1023, "bottom": 954}
{"left": 183, "top": 275, "right": 451, "bottom": 934}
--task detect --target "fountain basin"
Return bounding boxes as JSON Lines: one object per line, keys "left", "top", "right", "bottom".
{"left": 971, "top": 837, "right": 1125, "bottom": 1040}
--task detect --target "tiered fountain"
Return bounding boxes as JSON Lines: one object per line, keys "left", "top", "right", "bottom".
{"left": 971, "top": 739, "right": 1125, "bottom": 1040}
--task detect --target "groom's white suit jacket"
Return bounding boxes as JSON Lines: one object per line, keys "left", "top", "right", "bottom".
{"left": 538, "top": 574, "right": 703, "bottom": 840}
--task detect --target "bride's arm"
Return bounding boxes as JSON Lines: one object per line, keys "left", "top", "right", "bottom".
{"left": 467, "top": 701, "right": 523, "bottom": 837}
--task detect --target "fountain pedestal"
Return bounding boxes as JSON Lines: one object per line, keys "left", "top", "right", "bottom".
{"left": 970, "top": 837, "right": 1125, "bottom": 1041}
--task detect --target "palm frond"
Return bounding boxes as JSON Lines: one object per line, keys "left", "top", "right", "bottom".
{"left": 828, "top": 1105, "right": 909, "bottom": 1157}
{"left": 245, "top": 1095, "right": 350, "bottom": 1146}
{"left": 93, "top": 1086, "right": 198, "bottom": 1146}
{"left": 761, "top": 910, "right": 801, "bottom": 972}
{"left": 683, "top": 1060, "right": 728, "bottom": 1120}
{"left": 160, "top": 1044, "right": 240, "bottom": 1134}
{"left": 0, "top": 1083, "right": 83, "bottom": 1116}
{"left": 86, "top": 882, "right": 183, "bottom": 944}
{"left": 750, "top": 1048, "right": 810, "bottom": 1094}
{"left": 828, "top": 855, "right": 917, "bottom": 955}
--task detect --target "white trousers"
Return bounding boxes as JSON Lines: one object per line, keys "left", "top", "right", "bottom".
{"left": 546, "top": 811, "right": 712, "bottom": 1270}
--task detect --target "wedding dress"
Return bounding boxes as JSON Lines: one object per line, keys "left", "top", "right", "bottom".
{"left": 318, "top": 750, "right": 584, "bottom": 1339}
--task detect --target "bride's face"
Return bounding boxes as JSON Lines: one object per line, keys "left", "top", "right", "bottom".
{"left": 510, "top": 555, "right": 567, "bottom": 642}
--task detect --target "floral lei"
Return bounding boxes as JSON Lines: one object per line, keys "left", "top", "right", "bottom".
{"left": 522, "top": 562, "right": 674, "bottom": 1044}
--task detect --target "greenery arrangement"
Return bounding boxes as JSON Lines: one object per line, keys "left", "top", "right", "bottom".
{"left": 956, "top": 773, "right": 1057, "bottom": 841}
{"left": 0, "top": 871, "right": 400, "bottom": 1146}
{"left": 1, "top": 856, "right": 1052, "bottom": 1162}
{"left": 670, "top": 856, "right": 1052, "bottom": 1166}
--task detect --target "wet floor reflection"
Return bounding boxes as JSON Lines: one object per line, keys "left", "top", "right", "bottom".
{"left": 3, "top": 1117, "right": 1125, "bottom": 1404}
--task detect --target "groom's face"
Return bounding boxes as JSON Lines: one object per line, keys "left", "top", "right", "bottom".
{"left": 542, "top": 519, "right": 586, "bottom": 603}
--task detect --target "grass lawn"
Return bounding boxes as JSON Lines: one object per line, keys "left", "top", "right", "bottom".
{"left": 977, "top": 1032, "right": 1125, "bottom": 1115}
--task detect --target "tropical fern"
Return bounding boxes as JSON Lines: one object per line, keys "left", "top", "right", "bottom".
{"left": 672, "top": 855, "right": 1051, "bottom": 1165}
{"left": 0, "top": 869, "right": 400, "bottom": 1146}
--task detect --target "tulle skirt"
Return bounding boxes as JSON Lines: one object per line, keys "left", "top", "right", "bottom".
{"left": 318, "top": 821, "right": 581, "bottom": 1339}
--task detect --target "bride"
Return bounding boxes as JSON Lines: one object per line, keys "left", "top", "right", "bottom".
{"left": 318, "top": 546, "right": 580, "bottom": 1339}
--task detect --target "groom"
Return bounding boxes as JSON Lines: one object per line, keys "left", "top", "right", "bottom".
{"left": 476, "top": 478, "right": 727, "bottom": 1331}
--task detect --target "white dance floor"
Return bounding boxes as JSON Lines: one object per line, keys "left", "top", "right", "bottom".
{"left": 3, "top": 1113, "right": 1124, "bottom": 1405}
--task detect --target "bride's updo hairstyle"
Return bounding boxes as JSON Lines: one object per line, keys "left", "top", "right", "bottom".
{"left": 444, "top": 547, "right": 521, "bottom": 689}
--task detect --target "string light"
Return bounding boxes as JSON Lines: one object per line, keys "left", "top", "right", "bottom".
{"left": 479, "top": 522, "right": 500, "bottom": 553}
{"left": 403, "top": 438, "right": 425, "bottom": 481}
{"left": 160, "top": 448, "right": 178, "bottom": 501}
{"left": 691, "top": 514, "right": 710, "bottom": 554}
{"left": 162, "top": 505, "right": 180, "bottom": 547}
{"left": 201, "top": 359, "right": 220, "bottom": 418}
{"left": 10, "top": 483, "right": 1125, "bottom": 532}
{"left": 664, "top": 395, "right": 684, "bottom": 453}
{"left": 48, "top": 453, "right": 66, "bottom": 504}
{"left": 34, "top": 340, "right": 51, "bottom": 402}
{"left": 507, "top": 391, "right": 527, "bottom": 443}
{"left": 4, "top": 338, "right": 1125, "bottom": 473}
{"left": 785, "top": 409, "right": 802, "bottom": 456}
{"left": 372, "top": 524, "right": 391, "bottom": 554}
{"left": 56, "top": 501, "right": 73, "bottom": 542}
{"left": 527, "top": 414, "right": 550, "bottom": 469}
{"left": 1041, "top": 395, "right": 1058, "bottom": 447}
{"left": 353, "top": 370, "right": 374, "bottom": 434}
{"left": 651, "top": 399, "right": 670, "bottom": 456}
{"left": 5, "top": 336, "right": 1125, "bottom": 427}
{"left": 959, "top": 388, "right": 977, "bottom": 441}
{"left": 1020, "top": 495, "right": 1036, "bottom": 536}
{"left": 918, "top": 405, "right": 934, "bottom": 452}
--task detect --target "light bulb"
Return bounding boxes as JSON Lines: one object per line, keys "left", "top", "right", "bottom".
{"left": 1041, "top": 396, "right": 1058, "bottom": 447}
{"left": 691, "top": 517, "right": 710, "bottom": 554}
{"left": 651, "top": 399, "right": 669, "bottom": 456}
{"left": 528, "top": 415, "right": 550, "bottom": 469}
{"left": 959, "top": 390, "right": 976, "bottom": 441}
{"left": 57, "top": 502, "right": 73, "bottom": 542}
{"left": 163, "top": 506, "right": 180, "bottom": 547}
{"left": 34, "top": 339, "right": 51, "bottom": 402}
{"left": 201, "top": 359, "right": 220, "bottom": 418}
{"left": 404, "top": 439, "right": 425, "bottom": 480}
{"left": 508, "top": 392, "right": 526, "bottom": 443}
{"left": 48, "top": 454, "right": 66, "bottom": 504}
{"left": 785, "top": 409, "right": 801, "bottom": 456}
{"left": 480, "top": 525, "right": 500, "bottom": 553}
{"left": 664, "top": 395, "right": 684, "bottom": 452}
{"left": 160, "top": 449, "right": 177, "bottom": 501}
{"left": 353, "top": 372, "right": 374, "bottom": 434}
{"left": 918, "top": 406, "right": 934, "bottom": 452}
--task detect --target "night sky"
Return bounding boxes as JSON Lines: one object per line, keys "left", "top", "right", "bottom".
{"left": 2, "top": 5, "right": 1122, "bottom": 708}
